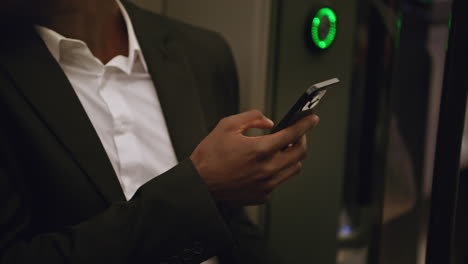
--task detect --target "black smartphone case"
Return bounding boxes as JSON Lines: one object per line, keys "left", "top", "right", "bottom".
{"left": 270, "top": 78, "right": 339, "bottom": 134}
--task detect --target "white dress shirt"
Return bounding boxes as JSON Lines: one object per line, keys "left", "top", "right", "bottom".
{"left": 36, "top": 1, "right": 218, "bottom": 263}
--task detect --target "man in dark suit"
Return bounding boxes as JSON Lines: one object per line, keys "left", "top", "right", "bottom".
{"left": 0, "top": 0, "right": 319, "bottom": 263}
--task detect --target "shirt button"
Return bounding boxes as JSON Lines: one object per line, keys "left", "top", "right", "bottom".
{"left": 114, "top": 119, "right": 128, "bottom": 134}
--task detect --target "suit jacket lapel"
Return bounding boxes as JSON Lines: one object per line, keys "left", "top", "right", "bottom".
{"left": 0, "top": 27, "right": 126, "bottom": 203}
{"left": 125, "top": 2, "right": 208, "bottom": 161}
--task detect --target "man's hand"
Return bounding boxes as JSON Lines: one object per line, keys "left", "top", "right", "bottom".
{"left": 190, "top": 110, "right": 320, "bottom": 206}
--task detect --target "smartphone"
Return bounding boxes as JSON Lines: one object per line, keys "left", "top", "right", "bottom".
{"left": 270, "top": 78, "right": 340, "bottom": 134}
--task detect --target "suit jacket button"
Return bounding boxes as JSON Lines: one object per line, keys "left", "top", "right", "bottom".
{"left": 193, "top": 241, "right": 204, "bottom": 254}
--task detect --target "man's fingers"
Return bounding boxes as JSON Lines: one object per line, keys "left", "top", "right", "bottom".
{"left": 267, "top": 162, "right": 303, "bottom": 188}
{"left": 239, "top": 118, "right": 275, "bottom": 133}
{"left": 283, "top": 134, "right": 307, "bottom": 151}
{"left": 221, "top": 110, "right": 274, "bottom": 132}
{"left": 270, "top": 135, "right": 307, "bottom": 170}
{"left": 255, "top": 135, "right": 307, "bottom": 181}
{"left": 264, "top": 115, "right": 319, "bottom": 151}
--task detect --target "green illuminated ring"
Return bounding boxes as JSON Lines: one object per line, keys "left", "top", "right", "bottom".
{"left": 311, "top": 7, "right": 337, "bottom": 49}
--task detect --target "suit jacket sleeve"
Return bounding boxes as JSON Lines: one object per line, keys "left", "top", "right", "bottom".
{"left": 0, "top": 150, "right": 232, "bottom": 263}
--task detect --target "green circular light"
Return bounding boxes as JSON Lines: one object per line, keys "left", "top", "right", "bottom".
{"left": 311, "top": 7, "right": 337, "bottom": 50}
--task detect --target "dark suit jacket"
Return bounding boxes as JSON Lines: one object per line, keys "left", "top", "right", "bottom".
{"left": 0, "top": 2, "right": 278, "bottom": 263}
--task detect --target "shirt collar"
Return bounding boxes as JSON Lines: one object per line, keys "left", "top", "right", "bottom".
{"left": 116, "top": 0, "right": 148, "bottom": 73}
{"left": 35, "top": 0, "right": 148, "bottom": 74}
{"left": 35, "top": 25, "right": 63, "bottom": 63}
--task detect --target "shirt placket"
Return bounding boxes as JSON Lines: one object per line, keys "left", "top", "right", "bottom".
{"left": 99, "top": 70, "right": 142, "bottom": 200}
